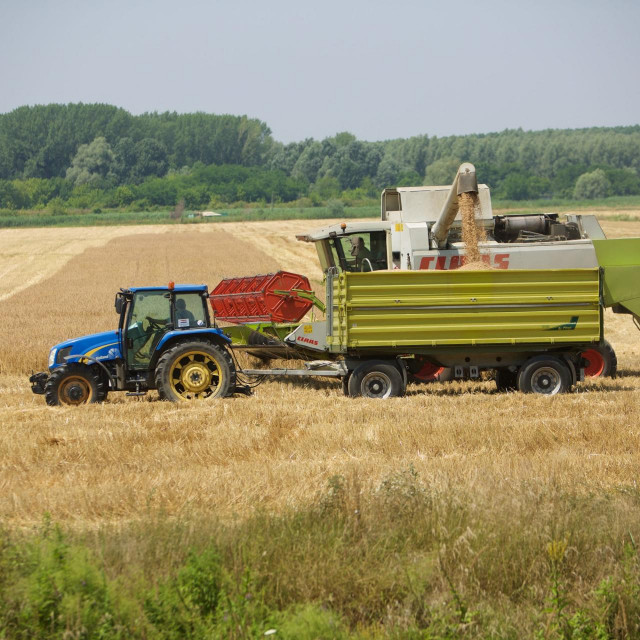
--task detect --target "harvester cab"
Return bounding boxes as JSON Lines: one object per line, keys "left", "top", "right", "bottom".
{"left": 30, "top": 284, "right": 236, "bottom": 406}
{"left": 298, "top": 223, "right": 393, "bottom": 273}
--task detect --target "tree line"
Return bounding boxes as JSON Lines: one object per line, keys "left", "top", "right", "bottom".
{"left": 1, "top": 103, "right": 640, "bottom": 211}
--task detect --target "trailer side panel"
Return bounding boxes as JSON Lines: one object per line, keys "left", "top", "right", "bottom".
{"left": 329, "top": 269, "right": 601, "bottom": 350}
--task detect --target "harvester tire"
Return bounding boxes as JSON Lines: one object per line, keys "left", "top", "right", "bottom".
{"left": 45, "top": 363, "right": 106, "bottom": 406}
{"left": 495, "top": 368, "right": 518, "bottom": 392}
{"left": 581, "top": 340, "right": 617, "bottom": 378}
{"left": 517, "top": 356, "right": 572, "bottom": 396}
{"left": 155, "top": 340, "right": 235, "bottom": 401}
{"left": 347, "top": 361, "right": 405, "bottom": 399}
{"left": 407, "top": 357, "right": 454, "bottom": 384}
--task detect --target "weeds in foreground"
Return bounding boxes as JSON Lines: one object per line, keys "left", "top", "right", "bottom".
{"left": 1, "top": 472, "right": 640, "bottom": 638}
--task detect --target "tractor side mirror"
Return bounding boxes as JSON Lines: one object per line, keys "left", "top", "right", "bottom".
{"left": 115, "top": 295, "right": 124, "bottom": 315}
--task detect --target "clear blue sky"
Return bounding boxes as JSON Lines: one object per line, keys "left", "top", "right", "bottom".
{"left": 2, "top": 0, "right": 639, "bottom": 143}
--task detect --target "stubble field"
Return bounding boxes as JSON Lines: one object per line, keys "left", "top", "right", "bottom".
{"left": 1, "top": 215, "right": 640, "bottom": 637}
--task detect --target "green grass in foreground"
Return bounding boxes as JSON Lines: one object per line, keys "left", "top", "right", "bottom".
{"left": 1, "top": 470, "right": 639, "bottom": 639}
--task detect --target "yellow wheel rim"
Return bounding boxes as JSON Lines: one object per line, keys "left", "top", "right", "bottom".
{"left": 59, "top": 375, "right": 93, "bottom": 405}
{"left": 169, "top": 350, "right": 223, "bottom": 400}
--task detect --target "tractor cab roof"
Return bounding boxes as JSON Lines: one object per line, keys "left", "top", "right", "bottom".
{"left": 123, "top": 285, "right": 209, "bottom": 294}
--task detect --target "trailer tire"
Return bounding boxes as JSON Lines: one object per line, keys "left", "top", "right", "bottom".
{"left": 347, "top": 361, "right": 405, "bottom": 399}
{"left": 45, "top": 363, "right": 106, "bottom": 406}
{"left": 517, "top": 356, "right": 572, "bottom": 396}
{"left": 407, "top": 358, "right": 454, "bottom": 384}
{"left": 581, "top": 340, "right": 617, "bottom": 378}
{"left": 495, "top": 368, "right": 518, "bottom": 392}
{"left": 155, "top": 340, "right": 235, "bottom": 401}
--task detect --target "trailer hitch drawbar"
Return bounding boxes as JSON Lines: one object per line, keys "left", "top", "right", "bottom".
{"left": 241, "top": 361, "right": 347, "bottom": 378}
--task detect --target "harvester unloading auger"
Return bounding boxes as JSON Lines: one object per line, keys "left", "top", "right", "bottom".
{"left": 430, "top": 161, "right": 479, "bottom": 248}
{"left": 30, "top": 163, "right": 640, "bottom": 405}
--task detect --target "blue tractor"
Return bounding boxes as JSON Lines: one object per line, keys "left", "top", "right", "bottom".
{"left": 30, "top": 284, "right": 237, "bottom": 405}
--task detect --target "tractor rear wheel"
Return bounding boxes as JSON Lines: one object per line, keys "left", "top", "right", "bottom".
{"left": 347, "top": 361, "right": 405, "bottom": 399}
{"left": 45, "top": 363, "right": 107, "bottom": 406}
{"left": 581, "top": 340, "right": 617, "bottom": 378}
{"left": 517, "top": 356, "right": 572, "bottom": 396}
{"left": 155, "top": 340, "right": 235, "bottom": 401}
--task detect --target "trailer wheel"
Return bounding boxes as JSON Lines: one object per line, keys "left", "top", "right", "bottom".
{"left": 347, "top": 361, "right": 405, "bottom": 399}
{"left": 45, "top": 363, "right": 106, "bottom": 406}
{"left": 155, "top": 340, "right": 235, "bottom": 401}
{"left": 581, "top": 340, "right": 617, "bottom": 378}
{"left": 495, "top": 368, "right": 518, "bottom": 392}
{"left": 517, "top": 356, "right": 572, "bottom": 396}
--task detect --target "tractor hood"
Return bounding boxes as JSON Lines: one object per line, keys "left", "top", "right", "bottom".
{"left": 49, "top": 330, "right": 121, "bottom": 370}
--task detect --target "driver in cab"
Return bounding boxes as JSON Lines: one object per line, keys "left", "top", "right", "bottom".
{"left": 175, "top": 298, "right": 195, "bottom": 326}
{"left": 350, "top": 236, "right": 372, "bottom": 271}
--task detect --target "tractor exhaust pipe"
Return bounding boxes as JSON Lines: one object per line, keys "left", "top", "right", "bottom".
{"left": 430, "top": 162, "right": 478, "bottom": 248}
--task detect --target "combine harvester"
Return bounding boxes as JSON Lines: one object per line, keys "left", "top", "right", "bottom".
{"left": 30, "top": 166, "right": 640, "bottom": 404}
{"left": 294, "top": 163, "right": 624, "bottom": 379}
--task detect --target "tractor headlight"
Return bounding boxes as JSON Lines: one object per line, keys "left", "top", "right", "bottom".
{"left": 49, "top": 346, "right": 71, "bottom": 368}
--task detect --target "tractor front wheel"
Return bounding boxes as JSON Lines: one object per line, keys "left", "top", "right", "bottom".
{"left": 45, "top": 363, "right": 107, "bottom": 406}
{"left": 155, "top": 340, "right": 236, "bottom": 401}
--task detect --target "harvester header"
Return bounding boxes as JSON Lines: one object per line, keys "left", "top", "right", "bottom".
{"left": 210, "top": 271, "right": 324, "bottom": 324}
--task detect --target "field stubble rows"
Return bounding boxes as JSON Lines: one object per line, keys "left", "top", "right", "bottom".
{"left": 0, "top": 217, "right": 639, "bottom": 526}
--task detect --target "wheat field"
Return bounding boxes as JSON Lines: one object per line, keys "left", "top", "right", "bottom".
{"left": 0, "top": 216, "right": 639, "bottom": 527}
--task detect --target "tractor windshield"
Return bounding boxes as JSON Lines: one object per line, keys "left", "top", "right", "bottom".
{"left": 126, "top": 291, "right": 171, "bottom": 368}
{"left": 327, "top": 231, "right": 388, "bottom": 272}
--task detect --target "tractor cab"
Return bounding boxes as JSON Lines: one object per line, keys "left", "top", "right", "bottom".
{"left": 296, "top": 222, "right": 393, "bottom": 273}
{"left": 115, "top": 285, "right": 211, "bottom": 369}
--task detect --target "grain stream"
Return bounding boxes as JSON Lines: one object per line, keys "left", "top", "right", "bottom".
{"left": 459, "top": 192, "right": 491, "bottom": 269}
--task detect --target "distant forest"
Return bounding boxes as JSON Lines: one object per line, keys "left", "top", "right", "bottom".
{"left": 1, "top": 103, "right": 640, "bottom": 211}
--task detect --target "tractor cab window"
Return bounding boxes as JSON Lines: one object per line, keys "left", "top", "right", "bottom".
{"left": 126, "top": 291, "right": 171, "bottom": 368}
{"left": 174, "top": 293, "right": 207, "bottom": 329}
{"left": 328, "top": 231, "right": 388, "bottom": 272}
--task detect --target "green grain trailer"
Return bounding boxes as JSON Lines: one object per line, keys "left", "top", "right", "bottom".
{"left": 242, "top": 266, "right": 603, "bottom": 397}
